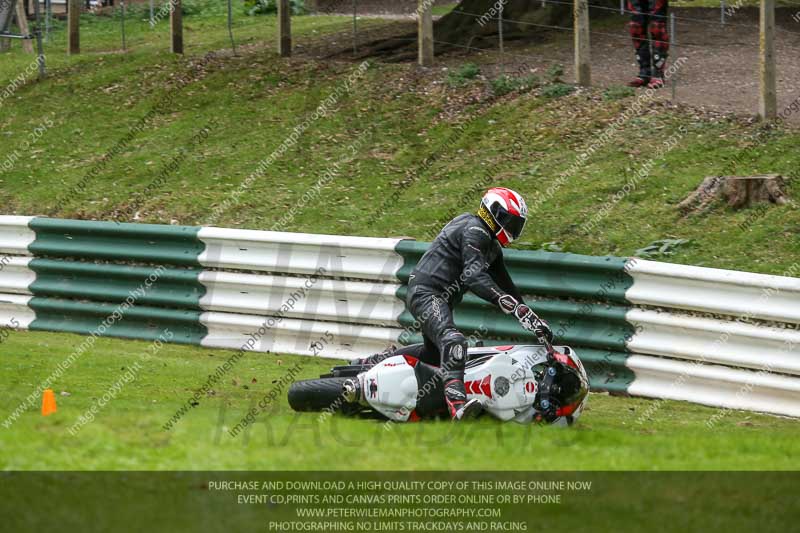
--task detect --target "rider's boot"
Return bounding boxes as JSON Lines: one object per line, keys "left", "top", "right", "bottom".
{"left": 453, "top": 397, "right": 484, "bottom": 421}
{"left": 647, "top": 68, "right": 665, "bottom": 89}
{"left": 445, "top": 379, "right": 484, "bottom": 420}
{"left": 627, "top": 67, "right": 651, "bottom": 88}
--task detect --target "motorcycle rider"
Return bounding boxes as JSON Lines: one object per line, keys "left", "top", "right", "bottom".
{"left": 401, "top": 187, "right": 553, "bottom": 421}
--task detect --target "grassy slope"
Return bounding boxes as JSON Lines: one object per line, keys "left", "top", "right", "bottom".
{"left": 1, "top": 10, "right": 799, "bottom": 471}
{"left": 1, "top": 10, "right": 798, "bottom": 273}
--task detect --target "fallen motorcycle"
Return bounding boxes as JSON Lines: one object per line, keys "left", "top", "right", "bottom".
{"left": 288, "top": 336, "right": 590, "bottom": 426}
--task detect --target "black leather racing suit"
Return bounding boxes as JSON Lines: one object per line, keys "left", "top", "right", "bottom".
{"left": 406, "top": 213, "right": 526, "bottom": 417}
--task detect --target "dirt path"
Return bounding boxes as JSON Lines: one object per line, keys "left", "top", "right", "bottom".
{"left": 523, "top": 8, "right": 800, "bottom": 121}
{"left": 297, "top": 7, "right": 800, "bottom": 122}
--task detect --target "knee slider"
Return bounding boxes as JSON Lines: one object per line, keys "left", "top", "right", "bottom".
{"left": 441, "top": 330, "right": 468, "bottom": 372}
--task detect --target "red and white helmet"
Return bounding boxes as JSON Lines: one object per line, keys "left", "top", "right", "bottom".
{"left": 478, "top": 187, "right": 528, "bottom": 247}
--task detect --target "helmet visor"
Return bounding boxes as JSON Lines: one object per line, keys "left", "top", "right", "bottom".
{"left": 491, "top": 205, "right": 526, "bottom": 240}
{"left": 556, "top": 366, "right": 589, "bottom": 409}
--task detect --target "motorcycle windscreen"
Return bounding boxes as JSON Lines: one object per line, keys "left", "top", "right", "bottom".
{"left": 1, "top": 0, "right": 18, "bottom": 34}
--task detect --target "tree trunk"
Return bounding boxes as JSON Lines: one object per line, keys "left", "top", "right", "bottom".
{"left": 678, "top": 174, "right": 790, "bottom": 215}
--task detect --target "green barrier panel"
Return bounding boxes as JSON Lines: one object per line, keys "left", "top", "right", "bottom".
{"left": 28, "top": 218, "right": 204, "bottom": 266}
{"left": 578, "top": 348, "right": 635, "bottom": 393}
{"left": 29, "top": 297, "right": 206, "bottom": 345}
{"left": 29, "top": 259, "right": 205, "bottom": 310}
{"left": 396, "top": 288, "right": 633, "bottom": 352}
{"left": 395, "top": 240, "right": 633, "bottom": 303}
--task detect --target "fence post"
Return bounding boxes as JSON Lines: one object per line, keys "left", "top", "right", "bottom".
{"left": 171, "top": 0, "right": 183, "bottom": 54}
{"left": 417, "top": 0, "right": 433, "bottom": 66}
{"left": 498, "top": 2, "right": 504, "bottom": 72}
{"left": 120, "top": 0, "right": 126, "bottom": 51}
{"left": 278, "top": 0, "right": 291, "bottom": 57}
{"left": 227, "top": 0, "right": 237, "bottom": 55}
{"left": 32, "top": 0, "right": 46, "bottom": 78}
{"left": 352, "top": 0, "right": 357, "bottom": 56}
{"left": 45, "top": 0, "right": 51, "bottom": 41}
{"left": 574, "top": 0, "right": 591, "bottom": 86}
{"left": 670, "top": 12, "right": 676, "bottom": 101}
{"left": 14, "top": 0, "right": 33, "bottom": 53}
{"left": 759, "top": 0, "right": 777, "bottom": 119}
{"left": 68, "top": 0, "right": 80, "bottom": 55}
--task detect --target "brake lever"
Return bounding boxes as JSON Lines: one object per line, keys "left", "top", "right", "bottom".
{"left": 535, "top": 330, "right": 556, "bottom": 362}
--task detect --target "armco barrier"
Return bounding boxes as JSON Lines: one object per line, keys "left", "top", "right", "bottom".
{"left": 0, "top": 216, "right": 798, "bottom": 417}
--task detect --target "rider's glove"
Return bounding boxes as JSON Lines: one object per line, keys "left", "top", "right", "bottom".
{"left": 514, "top": 304, "right": 554, "bottom": 345}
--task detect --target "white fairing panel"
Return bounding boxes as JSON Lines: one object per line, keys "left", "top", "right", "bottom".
{"left": 362, "top": 356, "right": 419, "bottom": 422}
{"left": 464, "top": 346, "right": 546, "bottom": 422}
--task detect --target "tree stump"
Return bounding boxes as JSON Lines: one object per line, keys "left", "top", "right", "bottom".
{"left": 678, "top": 174, "right": 789, "bottom": 215}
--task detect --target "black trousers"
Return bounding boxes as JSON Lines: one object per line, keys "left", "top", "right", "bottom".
{"left": 405, "top": 283, "right": 458, "bottom": 364}
{"left": 406, "top": 282, "right": 470, "bottom": 416}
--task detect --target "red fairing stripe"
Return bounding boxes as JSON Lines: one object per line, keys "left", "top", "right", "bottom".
{"left": 479, "top": 375, "right": 491, "bottom": 397}
{"left": 554, "top": 352, "right": 578, "bottom": 369}
{"left": 403, "top": 355, "right": 419, "bottom": 367}
{"left": 556, "top": 403, "right": 578, "bottom": 417}
{"left": 465, "top": 375, "right": 493, "bottom": 399}
{"left": 494, "top": 345, "right": 516, "bottom": 351}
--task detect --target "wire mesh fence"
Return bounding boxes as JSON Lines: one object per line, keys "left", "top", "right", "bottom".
{"left": 309, "top": 1, "right": 797, "bottom": 118}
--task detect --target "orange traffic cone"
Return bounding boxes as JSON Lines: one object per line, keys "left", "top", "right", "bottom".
{"left": 41, "top": 389, "right": 57, "bottom": 416}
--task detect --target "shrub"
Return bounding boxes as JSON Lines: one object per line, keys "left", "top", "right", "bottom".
{"left": 546, "top": 64, "right": 564, "bottom": 82}
{"left": 446, "top": 63, "right": 481, "bottom": 87}
{"left": 245, "top": 0, "right": 307, "bottom": 16}
{"left": 603, "top": 85, "right": 635, "bottom": 101}
{"left": 540, "top": 83, "right": 575, "bottom": 98}
{"left": 490, "top": 74, "right": 540, "bottom": 96}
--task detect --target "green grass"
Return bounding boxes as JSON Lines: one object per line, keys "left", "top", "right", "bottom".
{"left": 432, "top": 3, "right": 459, "bottom": 16}
{"left": 1, "top": 10, "right": 799, "bottom": 472}
{"left": 1, "top": 330, "right": 798, "bottom": 470}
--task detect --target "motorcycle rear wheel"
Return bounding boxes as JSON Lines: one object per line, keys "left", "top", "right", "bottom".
{"left": 288, "top": 377, "right": 351, "bottom": 413}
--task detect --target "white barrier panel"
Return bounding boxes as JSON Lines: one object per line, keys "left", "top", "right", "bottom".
{"left": 200, "top": 311, "right": 402, "bottom": 360}
{"left": 198, "top": 271, "right": 404, "bottom": 327}
{"left": 627, "top": 259, "right": 800, "bottom": 324}
{"left": 627, "top": 308, "right": 800, "bottom": 376}
{"left": 0, "top": 257, "right": 35, "bottom": 295}
{"left": 626, "top": 355, "right": 800, "bottom": 418}
{"left": 0, "top": 217, "right": 35, "bottom": 256}
{"left": 198, "top": 228, "right": 405, "bottom": 281}
{"left": 0, "top": 293, "right": 36, "bottom": 329}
